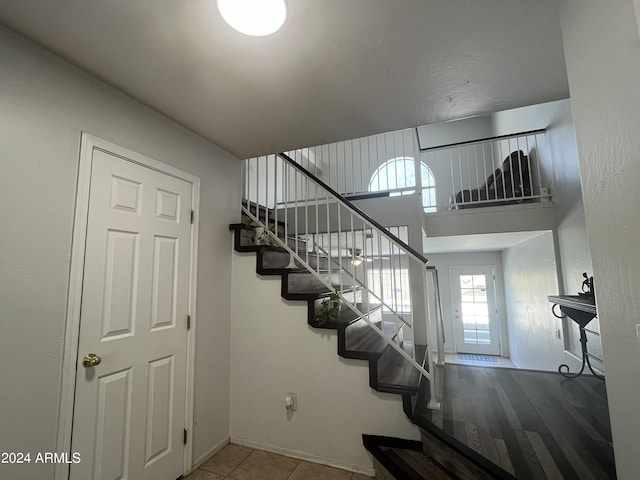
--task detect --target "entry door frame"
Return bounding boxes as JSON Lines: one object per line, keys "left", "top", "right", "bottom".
{"left": 449, "top": 265, "right": 502, "bottom": 356}
{"left": 56, "top": 133, "right": 200, "bottom": 480}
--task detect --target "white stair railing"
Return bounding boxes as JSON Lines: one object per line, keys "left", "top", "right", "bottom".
{"left": 427, "top": 266, "right": 445, "bottom": 367}
{"left": 242, "top": 153, "right": 441, "bottom": 409}
{"left": 284, "top": 129, "right": 416, "bottom": 199}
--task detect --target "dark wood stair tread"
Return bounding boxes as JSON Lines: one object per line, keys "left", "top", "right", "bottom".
{"left": 383, "top": 448, "right": 455, "bottom": 480}
{"left": 376, "top": 343, "right": 426, "bottom": 394}
{"left": 343, "top": 318, "right": 398, "bottom": 356}
{"left": 258, "top": 245, "right": 320, "bottom": 256}
{"left": 260, "top": 267, "right": 331, "bottom": 276}
{"left": 363, "top": 434, "right": 507, "bottom": 480}
{"left": 363, "top": 435, "right": 456, "bottom": 480}
{"left": 284, "top": 271, "right": 338, "bottom": 295}
{"left": 286, "top": 273, "right": 362, "bottom": 300}
{"left": 312, "top": 303, "right": 381, "bottom": 329}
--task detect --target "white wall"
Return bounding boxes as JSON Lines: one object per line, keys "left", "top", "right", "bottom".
{"left": 560, "top": 1, "right": 640, "bottom": 477}
{"left": 501, "top": 232, "right": 563, "bottom": 370}
{"left": 229, "top": 252, "right": 420, "bottom": 475}
{"left": 0, "top": 26, "right": 239, "bottom": 479}
{"left": 416, "top": 115, "right": 493, "bottom": 149}
{"left": 287, "top": 129, "right": 416, "bottom": 197}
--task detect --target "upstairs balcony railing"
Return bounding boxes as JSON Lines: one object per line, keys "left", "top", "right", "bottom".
{"left": 419, "top": 129, "right": 551, "bottom": 210}
{"left": 283, "top": 128, "right": 551, "bottom": 212}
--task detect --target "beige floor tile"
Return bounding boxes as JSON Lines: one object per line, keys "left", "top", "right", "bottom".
{"left": 226, "top": 449, "right": 299, "bottom": 480}
{"left": 186, "top": 469, "right": 225, "bottom": 480}
{"left": 200, "top": 443, "right": 254, "bottom": 476}
{"left": 350, "top": 474, "right": 375, "bottom": 480}
{"left": 287, "top": 460, "right": 352, "bottom": 480}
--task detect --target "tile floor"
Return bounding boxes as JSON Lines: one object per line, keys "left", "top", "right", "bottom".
{"left": 188, "top": 444, "right": 374, "bottom": 480}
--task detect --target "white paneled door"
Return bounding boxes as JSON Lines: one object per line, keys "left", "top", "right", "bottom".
{"left": 450, "top": 266, "right": 500, "bottom": 356}
{"left": 71, "top": 149, "right": 192, "bottom": 480}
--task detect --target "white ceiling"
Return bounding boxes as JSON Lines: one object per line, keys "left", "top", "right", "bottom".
{"left": 423, "top": 231, "right": 548, "bottom": 254}
{"left": 0, "top": 0, "right": 569, "bottom": 159}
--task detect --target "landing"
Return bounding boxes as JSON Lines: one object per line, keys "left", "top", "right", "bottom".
{"left": 424, "top": 202, "right": 555, "bottom": 239}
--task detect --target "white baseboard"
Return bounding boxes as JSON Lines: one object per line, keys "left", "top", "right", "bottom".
{"left": 191, "top": 436, "right": 230, "bottom": 472}
{"left": 229, "top": 436, "right": 376, "bottom": 477}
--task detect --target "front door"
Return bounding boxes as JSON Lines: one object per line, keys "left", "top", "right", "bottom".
{"left": 70, "top": 148, "right": 192, "bottom": 480}
{"left": 450, "top": 266, "right": 500, "bottom": 356}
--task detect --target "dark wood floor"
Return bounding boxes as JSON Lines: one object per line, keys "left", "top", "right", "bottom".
{"left": 415, "top": 364, "right": 616, "bottom": 479}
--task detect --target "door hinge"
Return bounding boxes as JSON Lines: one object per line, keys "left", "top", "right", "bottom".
{"left": 184, "top": 429, "right": 188, "bottom": 445}
{"left": 190, "top": 210, "right": 194, "bottom": 224}
{"left": 187, "top": 314, "right": 191, "bottom": 330}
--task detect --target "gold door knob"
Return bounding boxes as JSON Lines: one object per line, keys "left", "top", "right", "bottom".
{"left": 82, "top": 353, "right": 102, "bottom": 368}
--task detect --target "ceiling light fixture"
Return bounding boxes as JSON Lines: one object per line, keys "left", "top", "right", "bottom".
{"left": 217, "top": 0, "right": 287, "bottom": 37}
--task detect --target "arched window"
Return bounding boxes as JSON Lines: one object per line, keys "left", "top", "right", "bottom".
{"left": 369, "top": 157, "right": 436, "bottom": 212}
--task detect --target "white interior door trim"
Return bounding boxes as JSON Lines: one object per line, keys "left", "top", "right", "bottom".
{"left": 449, "top": 264, "right": 501, "bottom": 356}
{"left": 56, "top": 133, "right": 200, "bottom": 480}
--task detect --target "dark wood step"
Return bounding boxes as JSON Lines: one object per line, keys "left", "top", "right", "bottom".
{"left": 284, "top": 273, "right": 366, "bottom": 305}
{"left": 230, "top": 222, "right": 307, "bottom": 252}
{"left": 419, "top": 427, "right": 508, "bottom": 480}
{"left": 375, "top": 343, "right": 426, "bottom": 394}
{"left": 342, "top": 317, "right": 397, "bottom": 359}
{"left": 363, "top": 433, "right": 510, "bottom": 480}
{"left": 282, "top": 271, "right": 340, "bottom": 296}
{"left": 384, "top": 448, "right": 455, "bottom": 480}
{"left": 309, "top": 302, "right": 380, "bottom": 330}
{"left": 258, "top": 248, "right": 329, "bottom": 272}
{"left": 363, "top": 435, "right": 455, "bottom": 480}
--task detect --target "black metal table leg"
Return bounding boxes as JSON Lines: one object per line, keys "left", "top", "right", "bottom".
{"left": 558, "top": 327, "right": 604, "bottom": 380}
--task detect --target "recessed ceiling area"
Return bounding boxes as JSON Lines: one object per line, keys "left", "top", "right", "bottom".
{"left": 0, "top": 0, "right": 568, "bottom": 159}
{"left": 423, "top": 231, "right": 549, "bottom": 254}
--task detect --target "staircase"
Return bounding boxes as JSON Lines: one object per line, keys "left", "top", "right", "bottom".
{"left": 232, "top": 152, "right": 516, "bottom": 479}
{"left": 229, "top": 222, "right": 425, "bottom": 396}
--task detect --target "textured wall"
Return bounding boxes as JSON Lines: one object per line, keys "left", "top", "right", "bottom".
{"left": 561, "top": 0, "right": 640, "bottom": 480}
{"left": 502, "top": 232, "right": 563, "bottom": 370}
{"left": 560, "top": 1, "right": 640, "bottom": 477}
{"left": 546, "top": 102, "right": 601, "bottom": 367}
{"left": 0, "top": 26, "right": 239, "bottom": 479}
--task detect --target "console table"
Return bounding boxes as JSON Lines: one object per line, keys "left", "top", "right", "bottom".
{"left": 547, "top": 294, "right": 604, "bottom": 380}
